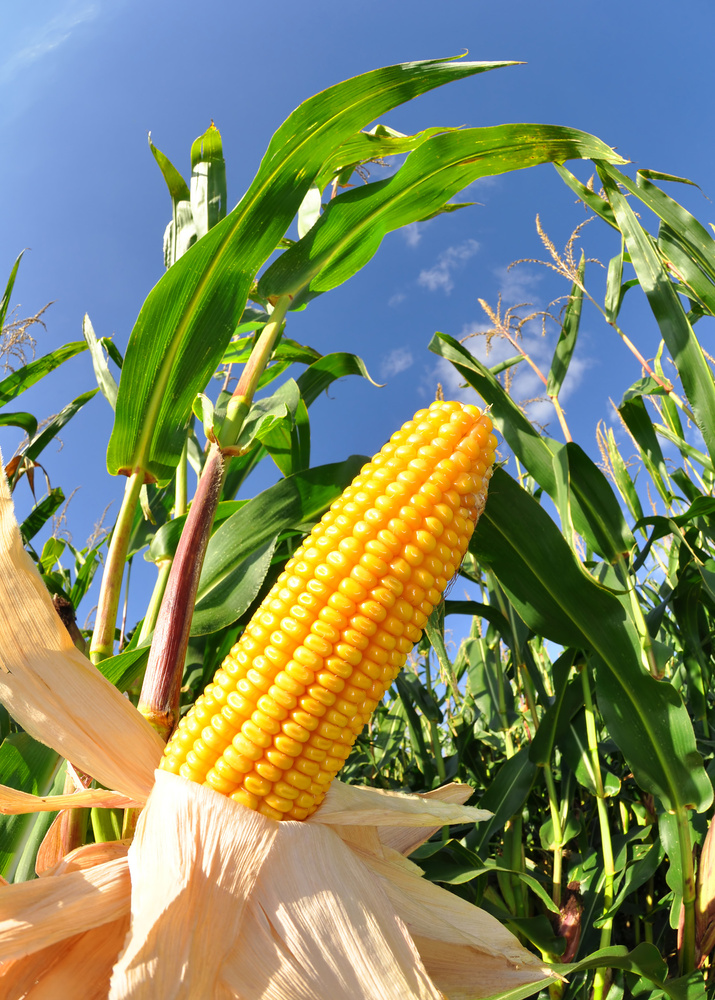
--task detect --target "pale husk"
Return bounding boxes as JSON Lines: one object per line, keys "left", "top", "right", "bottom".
{"left": 0, "top": 784, "right": 140, "bottom": 815}
{"left": 0, "top": 917, "right": 130, "bottom": 1000}
{"left": 309, "top": 778, "right": 490, "bottom": 828}
{"left": 0, "top": 459, "right": 163, "bottom": 802}
{"left": 376, "top": 783, "right": 478, "bottom": 857}
{"left": 362, "top": 846, "right": 554, "bottom": 997}
{"left": 39, "top": 839, "right": 130, "bottom": 878}
{"left": 0, "top": 857, "right": 130, "bottom": 962}
{"left": 110, "top": 771, "right": 441, "bottom": 1000}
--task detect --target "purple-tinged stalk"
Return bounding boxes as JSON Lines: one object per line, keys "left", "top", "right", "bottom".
{"left": 137, "top": 294, "right": 292, "bottom": 742}
{"left": 137, "top": 445, "right": 225, "bottom": 741}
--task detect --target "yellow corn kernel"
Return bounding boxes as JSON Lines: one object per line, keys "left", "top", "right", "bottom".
{"left": 162, "top": 400, "right": 495, "bottom": 820}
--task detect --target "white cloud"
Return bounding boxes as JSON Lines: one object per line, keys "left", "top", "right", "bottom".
{"left": 1, "top": 1, "right": 99, "bottom": 84}
{"left": 380, "top": 348, "right": 414, "bottom": 379}
{"left": 423, "top": 313, "right": 593, "bottom": 432}
{"left": 418, "top": 239, "right": 480, "bottom": 294}
{"left": 401, "top": 223, "right": 422, "bottom": 248}
{"left": 388, "top": 292, "right": 406, "bottom": 308}
{"left": 494, "top": 264, "right": 543, "bottom": 304}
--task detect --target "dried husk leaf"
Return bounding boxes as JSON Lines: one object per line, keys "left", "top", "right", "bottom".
{"left": 0, "top": 916, "right": 130, "bottom": 1000}
{"left": 110, "top": 771, "right": 440, "bottom": 999}
{"left": 109, "top": 770, "right": 278, "bottom": 998}
{"left": 0, "top": 458, "right": 163, "bottom": 802}
{"left": 310, "top": 779, "right": 490, "bottom": 828}
{"left": 362, "top": 847, "right": 554, "bottom": 998}
{"left": 40, "top": 840, "right": 130, "bottom": 878}
{"left": 0, "top": 784, "right": 140, "bottom": 815}
{"left": 377, "top": 783, "right": 477, "bottom": 857}
{"left": 0, "top": 857, "right": 130, "bottom": 963}
{"left": 226, "top": 820, "right": 439, "bottom": 1000}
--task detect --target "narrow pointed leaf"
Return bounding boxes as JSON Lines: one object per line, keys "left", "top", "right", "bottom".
{"left": 0, "top": 343, "right": 87, "bottom": 409}
{"left": 83, "top": 315, "right": 118, "bottom": 409}
{"left": 20, "top": 389, "right": 98, "bottom": 466}
{"left": 0, "top": 412, "right": 37, "bottom": 438}
{"left": 107, "top": 56, "right": 516, "bottom": 485}
{"left": 149, "top": 137, "right": 190, "bottom": 203}
{"left": 0, "top": 252, "right": 24, "bottom": 332}
{"left": 19, "top": 488, "right": 65, "bottom": 543}
{"left": 471, "top": 468, "right": 712, "bottom": 812}
{"left": 430, "top": 332, "right": 633, "bottom": 561}
{"left": 546, "top": 252, "right": 584, "bottom": 396}
{"left": 259, "top": 125, "right": 624, "bottom": 299}
{"left": 597, "top": 161, "right": 715, "bottom": 464}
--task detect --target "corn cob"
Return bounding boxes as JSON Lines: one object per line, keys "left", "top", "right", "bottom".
{"left": 160, "top": 400, "right": 496, "bottom": 820}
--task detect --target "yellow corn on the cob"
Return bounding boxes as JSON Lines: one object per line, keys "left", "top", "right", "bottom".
{"left": 161, "top": 400, "right": 497, "bottom": 820}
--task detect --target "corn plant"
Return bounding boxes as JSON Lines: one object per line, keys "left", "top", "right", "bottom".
{"left": 0, "top": 53, "right": 710, "bottom": 1000}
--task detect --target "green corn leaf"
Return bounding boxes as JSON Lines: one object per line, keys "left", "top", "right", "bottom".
{"left": 11, "top": 763, "right": 68, "bottom": 884}
{"left": 602, "top": 424, "right": 644, "bottom": 524}
{"left": 191, "top": 456, "right": 365, "bottom": 634}
{"left": 191, "top": 536, "right": 278, "bottom": 637}
{"left": 190, "top": 122, "right": 227, "bottom": 240}
{"left": 97, "top": 645, "right": 150, "bottom": 692}
{"left": 107, "top": 56, "right": 516, "bottom": 486}
{"left": 313, "top": 123, "right": 457, "bottom": 193}
{"left": 470, "top": 746, "right": 536, "bottom": 854}
{"left": 624, "top": 167, "right": 715, "bottom": 286}
{"left": 598, "top": 161, "right": 715, "bottom": 466}
{"left": 430, "top": 332, "right": 634, "bottom": 562}
{"left": 0, "top": 733, "right": 61, "bottom": 881}
{"left": 149, "top": 134, "right": 195, "bottom": 269}
{"left": 471, "top": 468, "right": 712, "bottom": 813}
{"left": 259, "top": 124, "right": 624, "bottom": 300}
{"left": 19, "top": 488, "right": 65, "bottom": 543}
{"left": 553, "top": 164, "right": 618, "bottom": 229}
{"left": 68, "top": 542, "right": 104, "bottom": 609}
{"left": 0, "top": 342, "right": 87, "bottom": 409}
{"left": 658, "top": 223, "right": 715, "bottom": 317}
{"left": 149, "top": 135, "right": 190, "bottom": 203}
{"left": 618, "top": 395, "right": 672, "bottom": 504}
{"left": 234, "top": 379, "right": 300, "bottom": 454}
{"left": 83, "top": 314, "right": 118, "bottom": 409}
{"left": 296, "top": 352, "right": 381, "bottom": 406}
{"left": 605, "top": 239, "right": 625, "bottom": 323}
{"left": 0, "top": 251, "right": 25, "bottom": 332}
{"left": 20, "top": 389, "right": 98, "bottom": 467}
{"left": 0, "top": 411, "right": 37, "bottom": 438}
{"left": 546, "top": 252, "right": 585, "bottom": 396}
{"left": 477, "top": 977, "right": 558, "bottom": 1000}
{"left": 222, "top": 334, "right": 320, "bottom": 368}
{"left": 528, "top": 651, "right": 577, "bottom": 766}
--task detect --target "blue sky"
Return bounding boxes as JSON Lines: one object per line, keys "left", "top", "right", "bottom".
{"left": 2, "top": 0, "right": 714, "bottom": 628}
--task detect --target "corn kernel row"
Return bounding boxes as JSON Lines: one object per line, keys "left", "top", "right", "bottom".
{"left": 161, "top": 400, "right": 496, "bottom": 820}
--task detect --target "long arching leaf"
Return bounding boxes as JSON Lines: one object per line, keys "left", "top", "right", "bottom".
{"left": 107, "top": 56, "right": 516, "bottom": 485}
{"left": 471, "top": 468, "right": 712, "bottom": 813}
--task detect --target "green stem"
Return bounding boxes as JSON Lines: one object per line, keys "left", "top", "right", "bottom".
{"left": 219, "top": 294, "right": 292, "bottom": 449}
{"left": 543, "top": 764, "right": 564, "bottom": 908}
{"left": 424, "top": 654, "right": 447, "bottom": 782}
{"left": 136, "top": 559, "right": 172, "bottom": 647}
{"left": 175, "top": 434, "right": 188, "bottom": 517}
{"left": 90, "top": 806, "right": 122, "bottom": 843}
{"left": 582, "top": 667, "right": 616, "bottom": 1000}
{"left": 137, "top": 295, "right": 296, "bottom": 742}
{"left": 676, "top": 806, "right": 697, "bottom": 974}
{"left": 90, "top": 469, "right": 143, "bottom": 663}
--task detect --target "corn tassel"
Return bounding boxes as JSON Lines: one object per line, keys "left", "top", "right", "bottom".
{"left": 161, "top": 400, "right": 497, "bottom": 820}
